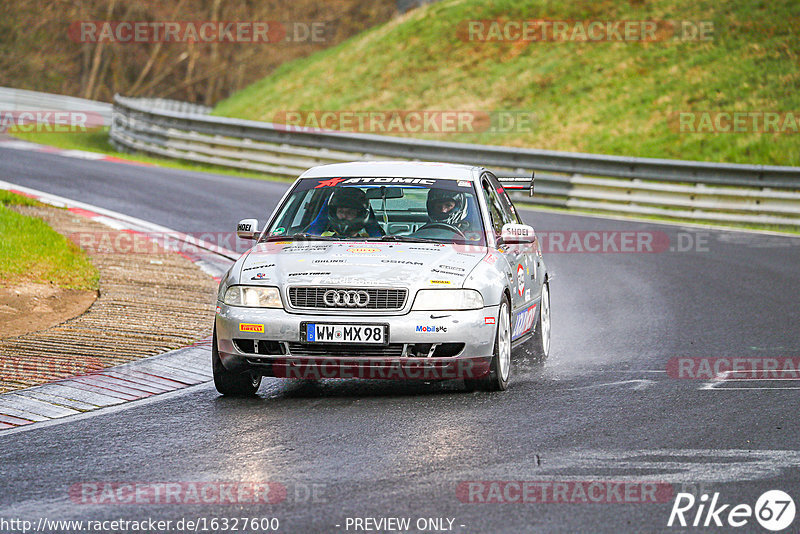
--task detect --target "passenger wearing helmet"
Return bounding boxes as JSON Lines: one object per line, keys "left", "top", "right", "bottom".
{"left": 426, "top": 188, "right": 469, "bottom": 229}
{"left": 321, "top": 187, "right": 372, "bottom": 238}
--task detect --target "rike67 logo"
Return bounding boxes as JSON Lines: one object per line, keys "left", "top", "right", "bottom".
{"left": 668, "top": 490, "right": 795, "bottom": 531}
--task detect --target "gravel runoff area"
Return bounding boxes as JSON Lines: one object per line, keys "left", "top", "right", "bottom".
{"left": 0, "top": 204, "right": 218, "bottom": 393}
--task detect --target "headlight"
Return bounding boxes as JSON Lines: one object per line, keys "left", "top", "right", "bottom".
{"left": 411, "top": 289, "right": 483, "bottom": 311}
{"left": 223, "top": 286, "right": 282, "bottom": 308}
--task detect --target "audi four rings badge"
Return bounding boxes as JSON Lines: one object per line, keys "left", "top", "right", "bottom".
{"left": 323, "top": 289, "right": 370, "bottom": 307}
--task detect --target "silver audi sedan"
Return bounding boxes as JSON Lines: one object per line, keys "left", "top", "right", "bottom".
{"left": 213, "top": 161, "right": 551, "bottom": 395}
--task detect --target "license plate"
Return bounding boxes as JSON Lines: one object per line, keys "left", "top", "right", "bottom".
{"left": 303, "top": 323, "right": 388, "bottom": 344}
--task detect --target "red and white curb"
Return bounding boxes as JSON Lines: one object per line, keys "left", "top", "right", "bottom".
{"left": 0, "top": 181, "right": 238, "bottom": 431}
{"left": 0, "top": 137, "right": 153, "bottom": 166}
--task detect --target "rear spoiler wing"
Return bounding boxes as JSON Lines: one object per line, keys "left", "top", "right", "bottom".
{"left": 497, "top": 172, "right": 534, "bottom": 197}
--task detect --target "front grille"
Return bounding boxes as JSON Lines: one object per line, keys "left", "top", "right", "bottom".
{"left": 287, "top": 342, "right": 405, "bottom": 358}
{"left": 288, "top": 287, "right": 407, "bottom": 310}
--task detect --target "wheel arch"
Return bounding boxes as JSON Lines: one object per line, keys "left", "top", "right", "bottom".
{"left": 502, "top": 287, "right": 512, "bottom": 307}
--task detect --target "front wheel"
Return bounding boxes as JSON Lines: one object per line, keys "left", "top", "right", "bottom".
{"left": 465, "top": 296, "right": 511, "bottom": 392}
{"left": 212, "top": 326, "right": 262, "bottom": 396}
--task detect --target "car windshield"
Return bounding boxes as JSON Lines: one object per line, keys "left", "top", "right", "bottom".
{"left": 263, "top": 177, "right": 487, "bottom": 245}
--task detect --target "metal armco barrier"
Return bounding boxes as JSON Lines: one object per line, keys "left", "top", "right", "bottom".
{"left": 0, "top": 87, "right": 113, "bottom": 126}
{"left": 108, "top": 94, "right": 800, "bottom": 227}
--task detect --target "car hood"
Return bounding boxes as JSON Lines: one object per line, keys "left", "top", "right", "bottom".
{"left": 238, "top": 241, "right": 489, "bottom": 289}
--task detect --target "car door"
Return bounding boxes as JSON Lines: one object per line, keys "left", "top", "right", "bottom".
{"left": 482, "top": 174, "right": 539, "bottom": 340}
{"left": 481, "top": 175, "right": 526, "bottom": 309}
{"left": 498, "top": 184, "right": 545, "bottom": 299}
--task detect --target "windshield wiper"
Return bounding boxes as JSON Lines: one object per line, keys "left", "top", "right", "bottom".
{"left": 262, "top": 233, "right": 338, "bottom": 242}
{"left": 366, "top": 235, "right": 443, "bottom": 243}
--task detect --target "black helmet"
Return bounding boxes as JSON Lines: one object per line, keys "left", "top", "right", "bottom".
{"left": 327, "top": 187, "right": 369, "bottom": 235}
{"left": 426, "top": 188, "right": 467, "bottom": 226}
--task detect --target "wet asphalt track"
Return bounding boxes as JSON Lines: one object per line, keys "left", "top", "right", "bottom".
{"left": 1, "top": 146, "right": 800, "bottom": 533}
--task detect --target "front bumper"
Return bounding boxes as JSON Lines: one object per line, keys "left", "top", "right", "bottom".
{"left": 215, "top": 304, "right": 498, "bottom": 380}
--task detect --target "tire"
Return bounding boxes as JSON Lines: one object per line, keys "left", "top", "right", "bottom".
{"left": 465, "top": 295, "right": 511, "bottom": 392}
{"left": 531, "top": 282, "right": 551, "bottom": 361}
{"left": 212, "top": 326, "right": 262, "bottom": 396}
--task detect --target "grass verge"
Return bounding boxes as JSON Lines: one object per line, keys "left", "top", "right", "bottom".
{"left": 0, "top": 191, "right": 99, "bottom": 289}
{"left": 213, "top": 0, "right": 800, "bottom": 166}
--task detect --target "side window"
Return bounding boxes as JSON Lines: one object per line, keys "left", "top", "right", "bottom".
{"left": 486, "top": 174, "right": 519, "bottom": 224}
{"left": 482, "top": 180, "right": 511, "bottom": 236}
{"left": 499, "top": 187, "right": 522, "bottom": 224}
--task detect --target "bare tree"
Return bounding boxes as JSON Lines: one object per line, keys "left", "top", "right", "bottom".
{"left": 0, "top": 0, "right": 398, "bottom": 105}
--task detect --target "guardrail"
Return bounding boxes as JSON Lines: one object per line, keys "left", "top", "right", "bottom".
{"left": 0, "top": 87, "right": 113, "bottom": 126}
{"left": 110, "top": 94, "right": 800, "bottom": 227}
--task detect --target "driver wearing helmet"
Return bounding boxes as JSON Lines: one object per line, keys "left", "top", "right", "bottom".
{"left": 426, "top": 188, "right": 470, "bottom": 229}
{"left": 321, "top": 187, "right": 373, "bottom": 238}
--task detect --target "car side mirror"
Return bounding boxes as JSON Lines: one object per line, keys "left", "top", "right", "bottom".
{"left": 501, "top": 223, "right": 535, "bottom": 244}
{"left": 236, "top": 218, "right": 259, "bottom": 240}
